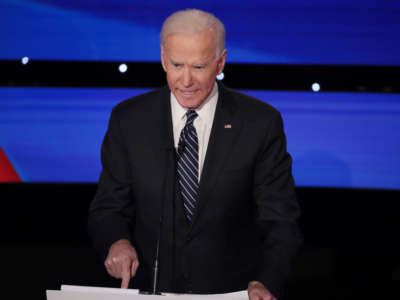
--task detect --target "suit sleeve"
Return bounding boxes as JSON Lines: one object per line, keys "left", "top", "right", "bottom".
{"left": 87, "top": 106, "right": 135, "bottom": 260}
{"left": 253, "top": 110, "right": 302, "bottom": 298}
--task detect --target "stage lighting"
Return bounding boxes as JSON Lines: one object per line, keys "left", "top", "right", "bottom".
{"left": 21, "top": 57, "right": 29, "bottom": 65}
{"left": 312, "top": 82, "right": 321, "bottom": 92}
{"left": 119, "top": 64, "right": 128, "bottom": 73}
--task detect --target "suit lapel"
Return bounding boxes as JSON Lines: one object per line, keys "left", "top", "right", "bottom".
{"left": 156, "top": 86, "right": 175, "bottom": 153}
{"left": 189, "top": 84, "right": 243, "bottom": 231}
{"left": 146, "top": 87, "right": 176, "bottom": 206}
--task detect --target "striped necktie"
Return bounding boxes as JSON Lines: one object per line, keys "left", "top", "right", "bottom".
{"left": 177, "top": 110, "right": 199, "bottom": 222}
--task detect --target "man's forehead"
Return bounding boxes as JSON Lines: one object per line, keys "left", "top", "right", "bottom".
{"left": 163, "top": 34, "right": 217, "bottom": 60}
{"left": 165, "top": 27, "right": 216, "bottom": 41}
{"left": 164, "top": 30, "right": 216, "bottom": 47}
{"left": 166, "top": 50, "right": 215, "bottom": 64}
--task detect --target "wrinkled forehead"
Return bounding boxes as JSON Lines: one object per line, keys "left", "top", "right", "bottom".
{"left": 163, "top": 35, "right": 218, "bottom": 66}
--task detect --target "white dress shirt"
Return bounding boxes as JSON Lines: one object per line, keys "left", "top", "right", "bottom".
{"left": 170, "top": 82, "right": 218, "bottom": 182}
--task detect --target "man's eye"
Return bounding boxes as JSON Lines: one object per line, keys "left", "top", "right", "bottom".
{"left": 194, "top": 65, "right": 204, "bottom": 69}
{"left": 173, "top": 63, "right": 181, "bottom": 68}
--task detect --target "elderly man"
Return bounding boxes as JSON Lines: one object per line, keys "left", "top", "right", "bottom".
{"left": 88, "top": 9, "right": 301, "bottom": 300}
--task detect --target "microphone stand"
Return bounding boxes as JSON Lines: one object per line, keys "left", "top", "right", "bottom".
{"left": 151, "top": 227, "right": 161, "bottom": 295}
{"left": 150, "top": 146, "right": 173, "bottom": 295}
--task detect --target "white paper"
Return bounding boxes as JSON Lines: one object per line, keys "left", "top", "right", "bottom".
{"left": 47, "top": 290, "right": 162, "bottom": 300}
{"left": 61, "top": 284, "right": 140, "bottom": 295}
{"left": 163, "top": 290, "right": 247, "bottom": 299}
{"left": 46, "top": 285, "right": 248, "bottom": 300}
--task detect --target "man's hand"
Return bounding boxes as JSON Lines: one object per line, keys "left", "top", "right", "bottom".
{"left": 104, "top": 239, "right": 140, "bottom": 288}
{"left": 248, "top": 281, "right": 277, "bottom": 300}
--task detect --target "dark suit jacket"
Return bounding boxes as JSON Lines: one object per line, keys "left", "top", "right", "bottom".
{"left": 88, "top": 83, "right": 302, "bottom": 298}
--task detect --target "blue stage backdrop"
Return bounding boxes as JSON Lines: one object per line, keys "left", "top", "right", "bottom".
{"left": 0, "top": 87, "right": 399, "bottom": 189}
{"left": 2, "top": 0, "right": 400, "bottom": 65}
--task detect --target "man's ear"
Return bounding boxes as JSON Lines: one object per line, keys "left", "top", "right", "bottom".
{"left": 161, "top": 46, "right": 167, "bottom": 72}
{"left": 217, "top": 49, "right": 227, "bottom": 74}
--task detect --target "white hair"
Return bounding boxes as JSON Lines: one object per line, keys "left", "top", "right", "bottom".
{"left": 160, "top": 9, "right": 226, "bottom": 57}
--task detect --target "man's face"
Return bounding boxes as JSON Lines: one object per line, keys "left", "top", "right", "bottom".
{"left": 161, "top": 30, "right": 226, "bottom": 109}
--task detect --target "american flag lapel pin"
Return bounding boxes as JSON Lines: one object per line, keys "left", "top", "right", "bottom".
{"left": 224, "top": 124, "right": 232, "bottom": 129}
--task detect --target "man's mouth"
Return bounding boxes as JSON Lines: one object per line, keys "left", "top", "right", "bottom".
{"left": 179, "top": 89, "right": 198, "bottom": 95}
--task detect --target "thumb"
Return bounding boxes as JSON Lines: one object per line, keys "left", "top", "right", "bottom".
{"left": 131, "top": 259, "right": 139, "bottom": 277}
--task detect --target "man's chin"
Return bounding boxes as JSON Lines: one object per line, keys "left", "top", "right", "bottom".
{"left": 176, "top": 97, "right": 203, "bottom": 109}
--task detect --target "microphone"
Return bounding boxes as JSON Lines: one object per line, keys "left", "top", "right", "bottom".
{"left": 151, "top": 145, "right": 174, "bottom": 295}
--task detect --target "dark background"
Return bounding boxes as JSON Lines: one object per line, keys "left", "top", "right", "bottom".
{"left": 2, "top": 183, "right": 400, "bottom": 300}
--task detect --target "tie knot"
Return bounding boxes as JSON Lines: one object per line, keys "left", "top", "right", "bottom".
{"left": 186, "top": 110, "right": 197, "bottom": 125}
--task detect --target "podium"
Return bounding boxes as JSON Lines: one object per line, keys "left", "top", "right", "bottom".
{"left": 46, "top": 285, "right": 248, "bottom": 300}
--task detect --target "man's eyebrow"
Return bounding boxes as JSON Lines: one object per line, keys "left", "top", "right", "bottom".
{"left": 194, "top": 61, "right": 208, "bottom": 66}
{"left": 168, "top": 58, "right": 210, "bottom": 66}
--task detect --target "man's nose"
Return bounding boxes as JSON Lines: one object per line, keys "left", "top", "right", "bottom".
{"left": 182, "top": 67, "right": 193, "bottom": 87}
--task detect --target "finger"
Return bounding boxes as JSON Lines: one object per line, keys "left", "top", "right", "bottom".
{"left": 248, "top": 291, "right": 259, "bottom": 300}
{"left": 259, "top": 293, "right": 272, "bottom": 300}
{"left": 131, "top": 259, "right": 140, "bottom": 277}
{"left": 249, "top": 294, "right": 261, "bottom": 300}
{"left": 120, "top": 261, "right": 131, "bottom": 289}
{"left": 263, "top": 294, "right": 273, "bottom": 300}
{"left": 121, "top": 270, "right": 131, "bottom": 288}
{"left": 248, "top": 290, "right": 268, "bottom": 300}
